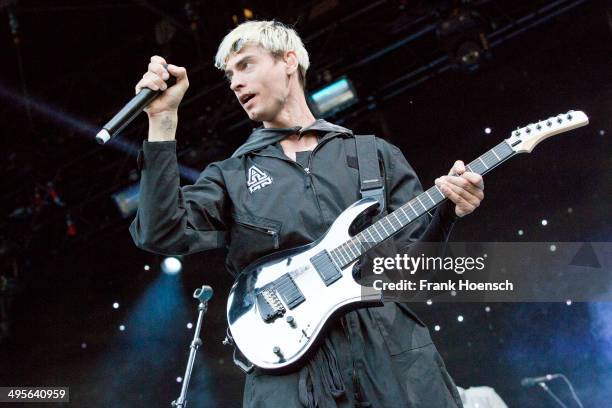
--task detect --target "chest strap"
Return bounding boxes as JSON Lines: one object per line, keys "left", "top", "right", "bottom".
{"left": 355, "top": 135, "right": 385, "bottom": 213}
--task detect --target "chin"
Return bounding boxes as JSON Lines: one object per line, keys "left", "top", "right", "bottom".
{"left": 247, "top": 108, "right": 272, "bottom": 123}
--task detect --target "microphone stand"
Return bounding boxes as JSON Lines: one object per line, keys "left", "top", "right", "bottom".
{"left": 537, "top": 383, "right": 568, "bottom": 408}
{"left": 171, "top": 285, "right": 213, "bottom": 408}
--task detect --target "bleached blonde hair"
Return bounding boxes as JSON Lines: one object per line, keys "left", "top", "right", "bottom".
{"left": 214, "top": 20, "right": 310, "bottom": 88}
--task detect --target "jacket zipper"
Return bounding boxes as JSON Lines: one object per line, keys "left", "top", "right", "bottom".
{"left": 251, "top": 132, "right": 341, "bottom": 226}
{"left": 304, "top": 133, "right": 339, "bottom": 222}
{"left": 235, "top": 221, "right": 279, "bottom": 249}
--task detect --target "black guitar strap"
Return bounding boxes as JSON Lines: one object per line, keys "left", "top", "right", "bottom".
{"left": 354, "top": 135, "right": 385, "bottom": 213}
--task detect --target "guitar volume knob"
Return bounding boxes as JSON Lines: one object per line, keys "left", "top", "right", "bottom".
{"left": 286, "top": 316, "right": 297, "bottom": 328}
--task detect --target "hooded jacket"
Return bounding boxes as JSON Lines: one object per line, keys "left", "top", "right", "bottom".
{"left": 129, "top": 119, "right": 462, "bottom": 407}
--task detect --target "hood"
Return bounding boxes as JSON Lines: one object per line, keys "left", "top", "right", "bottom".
{"left": 231, "top": 119, "right": 353, "bottom": 158}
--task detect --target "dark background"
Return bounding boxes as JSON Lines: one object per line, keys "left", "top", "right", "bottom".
{"left": 0, "top": 0, "right": 611, "bottom": 407}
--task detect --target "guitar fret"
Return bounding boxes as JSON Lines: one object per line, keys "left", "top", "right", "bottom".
{"left": 356, "top": 237, "right": 365, "bottom": 252}
{"left": 391, "top": 212, "right": 402, "bottom": 229}
{"left": 400, "top": 207, "right": 411, "bottom": 223}
{"left": 339, "top": 246, "right": 350, "bottom": 263}
{"left": 408, "top": 202, "right": 418, "bottom": 217}
{"left": 417, "top": 196, "right": 427, "bottom": 211}
{"left": 366, "top": 228, "right": 376, "bottom": 244}
{"left": 379, "top": 222, "right": 390, "bottom": 236}
{"left": 345, "top": 243, "right": 357, "bottom": 258}
{"left": 425, "top": 190, "right": 436, "bottom": 205}
{"left": 332, "top": 249, "right": 341, "bottom": 265}
{"left": 360, "top": 233, "right": 372, "bottom": 250}
{"left": 372, "top": 225, "right": 384, "bottom": 241}
{"left": 481, "top": 152, "right": 493, "bottom": 168}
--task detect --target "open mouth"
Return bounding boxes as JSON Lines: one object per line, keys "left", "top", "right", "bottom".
{"left": 240, "top": 93, "right": 256, "bottom": 105}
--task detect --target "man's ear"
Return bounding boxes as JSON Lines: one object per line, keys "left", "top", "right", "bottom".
{"left": 283, "top": 51, "right": 299, "bottom": 76}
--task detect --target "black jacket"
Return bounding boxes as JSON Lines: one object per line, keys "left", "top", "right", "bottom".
{"left": 129, "top": 119, "right": 462, "bottom": 407}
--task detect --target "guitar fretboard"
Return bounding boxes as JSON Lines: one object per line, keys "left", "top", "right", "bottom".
{"left": 328, "top": 139, "right": 517, "bottom": 268}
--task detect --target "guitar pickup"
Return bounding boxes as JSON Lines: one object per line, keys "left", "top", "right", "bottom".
{"left": 275, "top": 274, "right": 305, "bottom": 310}
{"left": 310, "top": 250, "right": 342, "bottom": 286}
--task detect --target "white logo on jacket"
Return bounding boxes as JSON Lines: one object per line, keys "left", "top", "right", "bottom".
{"left": 247, "top": 166, "right": 273, "bottom": 193}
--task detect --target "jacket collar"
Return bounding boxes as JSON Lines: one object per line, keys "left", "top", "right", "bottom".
{"left": 231, "top": 119, "right": 352, "bottom": 158}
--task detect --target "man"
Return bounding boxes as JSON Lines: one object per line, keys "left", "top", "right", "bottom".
{"left": 130, "top": 20, "right": 484, "bottom": 407}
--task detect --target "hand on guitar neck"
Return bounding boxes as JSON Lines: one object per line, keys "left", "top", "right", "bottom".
{"left": 435, "top": 160, "right": 485, "bottom": 218}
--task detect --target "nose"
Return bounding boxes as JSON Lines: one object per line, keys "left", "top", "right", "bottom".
{"left": 230, "top": 74, "right": 244, "bottom": 93}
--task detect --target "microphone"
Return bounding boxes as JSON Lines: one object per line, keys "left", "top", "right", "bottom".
{"left": 521, "top": 374, "right": 561, "bottom": 387}
{"left": 193, "top": 285, "right": 214, "bottom": 303}
{"left": 95, "top": 64, "right": 175, "bottom": 144}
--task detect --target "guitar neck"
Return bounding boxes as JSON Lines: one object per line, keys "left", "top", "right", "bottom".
{"left": 328, "top": 139, "right": 517, "bottom": 268}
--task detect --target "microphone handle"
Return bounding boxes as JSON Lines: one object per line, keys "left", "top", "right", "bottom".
{"left": 96, "top": 64, "right": 176, "bottom": 144}
{"left": 96, "top": 88, "right": 158, "bottom": 144}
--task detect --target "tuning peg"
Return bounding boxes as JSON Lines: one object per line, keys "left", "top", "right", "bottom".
{"left": 557, "top": 117, "right": 563, "bottom": 124}
{"left": 566, "top": 113, "right": 573, "bottom": 120}
{"left": 546, "top": 120, "right": 552, "bottom": 127}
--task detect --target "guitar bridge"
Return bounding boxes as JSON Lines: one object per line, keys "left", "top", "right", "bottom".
{"left": 257, "top": 287, "right": 286, "bottom": 322}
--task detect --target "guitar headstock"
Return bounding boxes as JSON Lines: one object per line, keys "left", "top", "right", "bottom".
{"left": 505, "top": 110, "right": 589, "bottom": 153}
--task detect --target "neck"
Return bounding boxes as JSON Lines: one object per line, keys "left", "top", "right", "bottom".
{"left": 263, "top": 89, "right": 316, "bottom": 129}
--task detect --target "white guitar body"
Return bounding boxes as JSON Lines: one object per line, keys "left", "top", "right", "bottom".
{"left": 227, "top": 197, "right": 382, "bottom": 371}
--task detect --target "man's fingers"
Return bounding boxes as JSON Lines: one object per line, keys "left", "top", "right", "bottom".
{"left": 448, "top": 160, "right": 466, "bottom": 176}
{"left": 437, "top": 176, "right": 479, "bottom": 197}
{"left": 167, "top": 64, "right": 189, "bottom": 87}
{"left": 440, "top": 180, "right": 481, "bottom": 207}
{"left": 135, "top": 72, "right": 167, "bottom": 94}
{"left": 437, "top": 183, "right": 479, "bottom": 217}
{"left": 150, "top": 55, "right": 167, "bottom": 66}
{"left": 144, "top": 72, "right": 167, "bottom": 90}
{"left": 461, "top": 172, "right": 484, "bottom": 189}
{"left": 148, "top": 62, "right": 169, "bottom": 80}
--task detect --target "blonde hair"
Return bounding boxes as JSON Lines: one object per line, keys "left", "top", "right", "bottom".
{"left": 214, "top": 20, "right": 310, "bottom": 88}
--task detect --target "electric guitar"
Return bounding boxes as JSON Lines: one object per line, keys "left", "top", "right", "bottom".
{"left": 226, "top": 111, "right": 589, "bottom": 371}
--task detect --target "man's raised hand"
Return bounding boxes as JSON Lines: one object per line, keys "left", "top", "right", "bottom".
{"left": 134, "top": 55, "right": 189, "bottom": 118}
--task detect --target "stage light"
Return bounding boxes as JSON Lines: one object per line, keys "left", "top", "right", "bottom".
{"left": 308, "top": 77, "right": 358, "bottom": 118}
{"left": 81, "top": 342, "right": 87, "bottom": 349}
{"left": 541, "top": 219, "right": 548, "bottom": 226}
{"left": 187, "top": 322, "right": 193, "bottom": 329}
{"left": 119, "top": 325, "right": 125, "bottom": 331}
{"left": 550, "top": 245, "right": 557, "bottom": 252}
{"left": 566, "top": 299, "right": 572, "bottom": 306}
{"left": 426, "top": 299, "right": 433, "bottom": 305}
{"left": 161, "top": 257, "right": 182, "bottom": 275}
{"left": 484, "top": 127, "right": 491, "bottom": 134}
{"left": 485, "top": 306, "right": 491, "bottom": 313}
{"left": 111, "top": 183, "right": 139, "bottom": 219}
{"left": 113, "top": 302, "right": 120, "bottom": 309}
{"left": 567, "top": 207, "right": 573, "bottom": 213}
{"left": 436, "top": 8, "right": 490, "bottom": 71}
{"left": 600, "top": 130, "right": 605, "bottom": 135}
{"left": 243, "top": 8, "right": 253, "bottom": 19}
{"left": 144, "top": 264, "right": 150, "bottom": 271}
{"left": 176, "top": 377, "right": 183, "bottom": 383}
{"left": 457, "top": 315, "right": 464, "bottom": 322}
{"left": 434, "top": 325, "right": 441, "bottom": 331}
{"left": 518, "top": 229, "right": 524, "bottom": 236}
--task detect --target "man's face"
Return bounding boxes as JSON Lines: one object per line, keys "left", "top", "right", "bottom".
{"left": 225, "top": 43, "right": 290, "bottom": 123}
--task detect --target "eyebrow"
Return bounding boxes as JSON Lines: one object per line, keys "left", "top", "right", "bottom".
{"left": 224, "top": 55, "right": 254, "bottom": 80}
